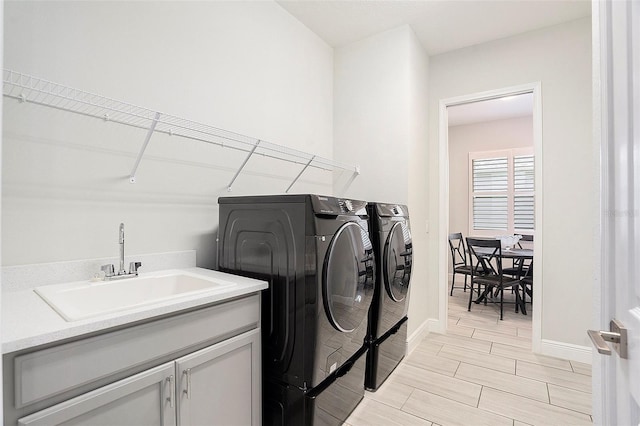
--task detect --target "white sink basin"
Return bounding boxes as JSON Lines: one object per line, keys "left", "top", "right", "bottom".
{"left": 34, "top": 270, "right": 236, "bottom": 322}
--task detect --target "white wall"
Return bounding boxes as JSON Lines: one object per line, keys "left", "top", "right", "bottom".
{"left": 429, "top": 18, "right": 593, "bottom": 348}
{"left": 334, "top": 26, "right": 430, "bottom": 339}
{"left": 448, "top": 116, "right": 533, "bottom": 239}
{"left": 406, "top": 31, "right": 431, "bottom": 341}
{"left": 2, "top": 1, "right": 334, "bottom": 268}
{"left": 333, "top": 26, "right": 411, "bottom": 204}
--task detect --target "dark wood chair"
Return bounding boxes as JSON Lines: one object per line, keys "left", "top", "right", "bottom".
{"left": 520, "top": 260, "right": 533, "bottom": 309}
{"left": 448, "top": 232, "right": 474, "bottom": 296}
{"left": 503, "top": 234, "right": 534, "bottom": 278}
{"left": 466, "top": 237, "right": 524, "bottom": 320}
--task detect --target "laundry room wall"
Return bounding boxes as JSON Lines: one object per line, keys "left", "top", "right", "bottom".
{"left": 428, "top": 18, "right": 593, "bottom": 354}
{"left": 334, "top": 25, "right": 411, "bottom": 205}
{"left": 2, "top": 1, "right": 334, "bottom": 268}
{"left": 333, "top": 25, "right": 431, "bottom": 342}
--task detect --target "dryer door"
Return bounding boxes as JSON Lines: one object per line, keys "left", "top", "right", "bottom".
{"left": 383, "top": 221, "right": 412, "bottom": 302}
{"left": 323, "top": 222, "right": 375, "bottom": 332}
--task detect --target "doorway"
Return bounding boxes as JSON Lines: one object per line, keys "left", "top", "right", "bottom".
{"left": 438, "top": 83, "right": 543, "bottom": 352}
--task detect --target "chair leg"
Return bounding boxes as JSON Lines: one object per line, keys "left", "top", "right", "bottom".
{"left": 499, "top": 288, "right": 504, "bottom": 320}
{"left": 463, "top": 274, "right": 468, "bottom": 292}
{"left": 518, "top": 287, "right": 526, "bottom": 315}
{"left": 450, "top": 271, "right": 456, "bottom": 296}
{"left": 467, "top": 279, "right": 474, "bottom": 311}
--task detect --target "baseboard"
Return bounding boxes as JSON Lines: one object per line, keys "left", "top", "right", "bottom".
{"left": 539, "top": 339, "right": 592, "bottom": 364}
{"left": 406, "top": 318, "right": 439, "bottom": 355}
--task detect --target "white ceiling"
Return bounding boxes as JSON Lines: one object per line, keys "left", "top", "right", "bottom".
{"left": 447, "top": 93, "right": 534, "bottom": 127}
{"left": 276, "top": 0, "right": 591, "bottom": 55}
{"left": 277, "top": 0, "right": 580, "bottom": 125}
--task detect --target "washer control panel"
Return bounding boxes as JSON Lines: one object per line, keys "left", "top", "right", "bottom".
{"left": 376, "top": 203, "right": 409, "bottom": 218}
{"left": 338, "top": 199, "right": 353, "bottom": 213}
{"left": 311, "top": 195, "right": 367, "bottom": 216}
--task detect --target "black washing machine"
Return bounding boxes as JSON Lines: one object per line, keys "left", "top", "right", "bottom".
{"left": 217, "top": 194, "right": 375, "bottom": 425}
{"left": 365, "top": 202, "right": 412, "bottom": 391}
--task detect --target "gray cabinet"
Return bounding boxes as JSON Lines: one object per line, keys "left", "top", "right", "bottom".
{"left": 5, "top": 294, "right": 262, "bottom": 426}
{"left": 17, "top": 363, "right": 176, "bottom": 426}
{"left": 17, "top": 329, "right": 260, "bottom": 426}
{"left": 177, "top": 329, "right": 261, "bottom": 426}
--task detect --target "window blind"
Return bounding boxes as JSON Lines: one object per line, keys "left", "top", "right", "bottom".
{"left": 472, "top": 157, "right": 508, "bottom": 191}
{"left": 514, "top": 155, "right": 534, "bottom": 230}
{"left": 469, "top": 150, "right": 534, "bottom": 233}
{"left": 514, "top": 155, "right": 534, "bottom": 191}
{"left": 473, "top": 195, "right": 508, "bottom": 230}
{"left": 514, "top": 195, "right": 535, "bottom": 230}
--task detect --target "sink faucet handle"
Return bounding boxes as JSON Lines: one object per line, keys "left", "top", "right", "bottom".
{"left": 101, "top": 264, "right": 115, "bottom": 276}
{"left": 129, "top": 261, "right": 142, "bottom": 275}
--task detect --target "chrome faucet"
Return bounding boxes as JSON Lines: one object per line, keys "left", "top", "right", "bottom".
{"left": 100, "top": 223, "right": 142, "bottom": 281}
{"left": 118, "top": 223, "right": 126, "bottom": 275}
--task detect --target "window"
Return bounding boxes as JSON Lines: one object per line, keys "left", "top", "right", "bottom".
{"left": 469, "top": 149, "right": 534, "bottom": 235}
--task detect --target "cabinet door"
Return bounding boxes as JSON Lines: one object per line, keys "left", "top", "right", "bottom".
{"left": 17, "top": 362, "right": 176, "bottom": 426}
{"left": 176, "top": 328, "right": 261, "bottom": 426}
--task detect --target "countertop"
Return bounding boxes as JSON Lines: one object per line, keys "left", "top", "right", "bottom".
{"left": 2, "top": 267, "right": 267, "bottom": 354}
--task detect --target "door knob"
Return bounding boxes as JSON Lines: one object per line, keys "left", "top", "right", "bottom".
{"left": 587, "top": 319, "right": 627, "bottom": 359}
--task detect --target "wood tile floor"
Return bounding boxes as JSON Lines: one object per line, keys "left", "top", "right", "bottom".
{"left": 345, "top": 288, "right": 593, "bottom": 426}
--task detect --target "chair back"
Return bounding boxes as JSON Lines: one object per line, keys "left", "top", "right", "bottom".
{"left": 448, "top": 232, "right": 468, "bottom": 268}
{"left": 521, "top": 259, "right": 534, "bottom": 280}
{"left": 466, "top": 237, "right": 504, "bottom": 277}
{"left": 516, "top": 234, "right": 534, "bottom": 248}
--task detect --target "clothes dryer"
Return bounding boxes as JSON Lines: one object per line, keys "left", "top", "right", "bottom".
{"left": 218, "top": 194, "right": 375, "bottom": 425}
{"left": 365, "top": 202, "right": 412, "bottom": 391}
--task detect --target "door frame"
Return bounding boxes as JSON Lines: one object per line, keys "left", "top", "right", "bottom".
{"left": 592, "top": 2, "right": 605, "bottom": 422}
{"left": 437, "top": 82, "right": 543, "bottom": 352}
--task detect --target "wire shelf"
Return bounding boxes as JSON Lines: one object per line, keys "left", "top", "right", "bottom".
{"left": 3, "top": 69, "right": 359, "bottom": 191}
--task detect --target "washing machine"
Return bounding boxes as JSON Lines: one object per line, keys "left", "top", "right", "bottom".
{"left": 365, "top": 202, "right": 412, "bottom": 391}
{"left": 217, "top": 194, "right": 375, "bottom": 425}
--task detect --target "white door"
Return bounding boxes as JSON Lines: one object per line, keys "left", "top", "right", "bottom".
{"left": 592, "top": 1, "right": 640, "bottom": 424}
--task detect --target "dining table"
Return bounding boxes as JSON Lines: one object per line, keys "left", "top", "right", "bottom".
{"left": 470, "top": 246, "right": 534, "bottom": 315}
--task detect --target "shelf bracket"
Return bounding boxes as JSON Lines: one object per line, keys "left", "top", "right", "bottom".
{"left": 129, "top": 111, "right": 161, "bottom": 183}
{"left": 285, "top": 155, "right": 315, "bottom": 193}
{"left": 227, "top": 140, "right": 260, "bottom": 192}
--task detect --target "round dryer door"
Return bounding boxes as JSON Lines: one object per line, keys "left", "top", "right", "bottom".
{"left": 323, "top": 222, "right": 375, "bottom": 332}
{"left": 383, "top": 221, "right": 412, "bottom": 302}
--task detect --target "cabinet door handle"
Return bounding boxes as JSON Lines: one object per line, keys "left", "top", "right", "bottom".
{"left": 183, "top": 368, "right": 192, "bottom": 399}
{"left": 167, "top": 375, "right": 175, "bottom": 408}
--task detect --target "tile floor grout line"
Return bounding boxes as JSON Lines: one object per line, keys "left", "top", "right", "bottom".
{"left": 512, "top": 365, "right": 592, "bottom": 391}
{"left": 452, "top": 359, "right": 462, "bottom": 376}
{"left": 545, "top": 382, "right": 594, "bottom": 394}
{"left": 477, "top": 384, "right": 484, "bottom": 408}
{"left": 459, "top": 380, "right": 552, "bottom": 405}
{"left": 397, "top": 386, "right": 416, "bottom": 411}
{"left": 398, "top": 403, "right": 439, "bottom": 425}
{"left": 407, "top": 386, "right": 515, "bottom": 425}
{"left": 366, "top": 390, "right": 415, "bottom": 414}
{"left": 518, "top": 358, "right": 591, "bottom": 373}
{"left": 547, "top": 399, "right": 593, "bottom": 417}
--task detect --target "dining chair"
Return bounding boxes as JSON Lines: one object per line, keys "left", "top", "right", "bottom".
{"left": 466, "top": 237, "right": 524, "bottom": 320}
{"left": 447, "top": 232, "right": 474, "bottom": 296}
{"left": 503, "top": 234, "right": 534, "bottom": 278}
{"left": 520, "top": 260, "right": 534, "bottom": 309}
